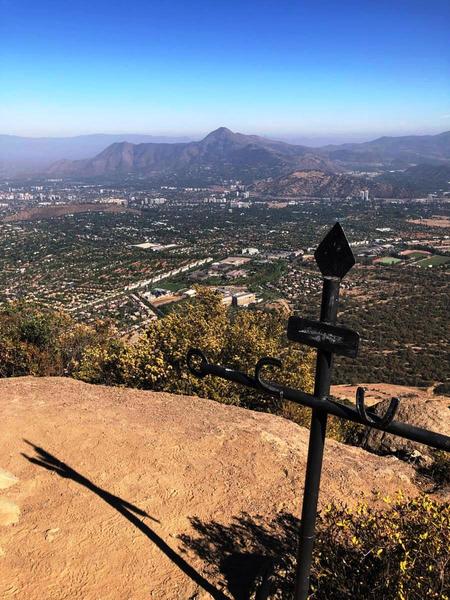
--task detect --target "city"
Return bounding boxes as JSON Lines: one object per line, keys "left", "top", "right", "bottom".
{"left": 0, "top": 177, "right": 448, "bottom": 385}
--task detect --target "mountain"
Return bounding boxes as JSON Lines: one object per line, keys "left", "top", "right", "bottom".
{"left": 319, "top": 131, "right": 450, "bottom": 168}
{"left": 377, "top": 163, "right": 450, "bottom": 194}
{"left": 5, "top": 128, "right": 449, "bottom": 182}
{"left": 46, "top": 127, "right": 334, "bottom": 180}
{"left": 45, "top": 128, "right": 450, "bottom": 181}
{"left": 0, "top": 133, "right": 191, "bottom": 175}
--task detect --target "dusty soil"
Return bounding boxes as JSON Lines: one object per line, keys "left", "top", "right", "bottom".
{"left": 331, "top": 381, "right": 446, "bottom": 406}
{"left": 2, "top": 204, "right": 140, "bottom": 223}
{"left": 0, "top": 377, "right": 422, "bottom": 600}
{"left": 407, "top": 217, "right": 450, "bottom": 228}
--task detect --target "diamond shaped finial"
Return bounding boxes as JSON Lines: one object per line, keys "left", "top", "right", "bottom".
{"left": 314, "top": 222, "right": 355, "bottom": 279}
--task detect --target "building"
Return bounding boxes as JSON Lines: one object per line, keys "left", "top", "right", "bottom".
{"left": 221, "top": 292, "right": 234, "bottom": 306}
{"left": 232, "top": 291, "right": 256, "bottom": 307}
{"left": 242, "top": 247, "right": 259, "bottom": 256}
{"left": 226, "top": 269, "right": 248, "bottom": 279}
{"left": 218, "top": 256, "right": 251, "bottom": 267}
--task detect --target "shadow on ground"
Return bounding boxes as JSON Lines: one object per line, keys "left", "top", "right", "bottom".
{"left": 22, "top": 440, "right": 228, "bottom": 600}
{"left": 179, "top": 512, "right": 299, "bottom": 599}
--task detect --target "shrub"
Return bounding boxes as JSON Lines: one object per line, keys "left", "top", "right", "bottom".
{"left": 0, "top": 303, "right": 114, "bottom": 377}
{"left": 418, "top": 450, "right": 450, "bottom": 491}
{"left": 181, "top": 494, "right": 450, "bottom": 600}
{"left": 76, "top": 288, "right": 315, "bottom": 413}
{"left": 311, "top": 494, "right": 449, "bottom": 600}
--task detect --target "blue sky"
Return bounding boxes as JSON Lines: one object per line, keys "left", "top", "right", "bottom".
{"left": 1, "top": 0, "right": 449, "bottom": 140}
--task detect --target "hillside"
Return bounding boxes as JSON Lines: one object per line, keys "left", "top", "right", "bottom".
{"left": 0, "top": 133, "right": 191, "bottom": 176}
{"left": 252, "top": 162, "right": 450, "bottom": 198}
{"left": 377, "top": 163, "right": 450, "bottom": 194}
{"left": 251, "top": 169, "right": 401, "bottom": 198}
{"left": 319, "top": 131, "right": 450, "bottom": 168}
{"left": 0, "top": 376, "right": 424, "bottom": 600}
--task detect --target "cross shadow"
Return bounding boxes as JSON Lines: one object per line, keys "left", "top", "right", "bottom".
{"left": 179, "top": 512, "right": 298, "bottom": 599}
{"left": 22, "top": 440, "right": 228, "bottom": 600}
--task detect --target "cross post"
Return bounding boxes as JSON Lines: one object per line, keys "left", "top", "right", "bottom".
{"left": 294, "top": 223, "right": 355, "bottom": 599}
{"left": 186, "top": 222, "right": 450, "bottom": 598}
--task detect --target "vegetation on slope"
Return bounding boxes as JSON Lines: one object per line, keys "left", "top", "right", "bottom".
{"left": 182, "top": 494, "right": 450, "bottom": 600}
{"left": 0, "top": 290, "right": 315, "bottom": 417}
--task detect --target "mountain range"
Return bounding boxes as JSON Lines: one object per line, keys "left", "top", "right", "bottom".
{"left": 45, "top": 127, "right": 334, "bottom": 180}
{"left": 44, "top": 127, "right": 450, "bottom": 181}
{"left": 2, "top": 128, "right": 450, "bottom": 196}
{"left": 0, "top": 133, "right": 191, "bottom": 175}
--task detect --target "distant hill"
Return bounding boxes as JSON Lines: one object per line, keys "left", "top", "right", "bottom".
{"left": 319, "top": 131, "right": 450, "bottom": 169}
{"left": 45, "top": 128, "right": 450, "bottom": 182}
{"left": 46, "top": 127, "right": 333, "bottom": 180}
{"left": 0, "top": 133, "right": 191, "bottom": 175}
{"left": 377, "top": 163, "right": 450, "bottom": 194}
{"left": 253, "top": 161, "right": 450, "bottom": 198}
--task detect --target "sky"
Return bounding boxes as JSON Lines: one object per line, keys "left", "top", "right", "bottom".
{"left": 0, "top": 0, "right": 449, "bottom": 141}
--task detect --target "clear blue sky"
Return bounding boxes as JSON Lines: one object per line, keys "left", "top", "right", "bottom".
{"left": 1, "top": 0, "right": 449, "bottom": 140}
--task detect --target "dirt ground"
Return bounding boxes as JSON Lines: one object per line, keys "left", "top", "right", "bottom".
{"left": 407, "top": 217, "right": 450, "bottom": 228}
{"left": 0, "top": 377, "right": 426, "bottom": 599}
{"left": 331, "top": 381, "right": 448, "bottom": 406}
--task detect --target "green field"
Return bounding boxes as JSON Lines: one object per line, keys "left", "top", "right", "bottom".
{"left": 415, "top": 255, "right": 450, "bottom": 268}
{"left": 407, "top": 251, "right": 431, "bottom": 260}
{"left": 377, "top": 257, "right": 402, "bottom": 265}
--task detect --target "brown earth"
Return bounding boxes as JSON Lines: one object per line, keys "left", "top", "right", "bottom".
{"left": 407, "top": 217, "right": 450, "bottom": 228}
{"left": 0, "top": 377, "right": 424, "bottom": 599}
{"left": 331, "top": 382, "right": 434, "bottom": 406}
{"left": 331, "top": 381, "right": 449, "bottom": 406}
{"left": 2, "top": 203, "right": 140, "bottom": 223}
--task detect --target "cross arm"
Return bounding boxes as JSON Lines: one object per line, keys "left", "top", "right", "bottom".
{"left": 186, "top": 349, "right": 450, "bottom": 453}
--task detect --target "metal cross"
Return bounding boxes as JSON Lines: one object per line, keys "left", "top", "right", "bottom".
{"left": 187, "top": 222, "right": 450, "bottom": 599}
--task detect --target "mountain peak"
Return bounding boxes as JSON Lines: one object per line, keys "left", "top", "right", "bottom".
{"left": 203, "top": 126, "right": 235, "bottom": 140}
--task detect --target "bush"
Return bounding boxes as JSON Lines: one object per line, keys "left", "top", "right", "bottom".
{"left": 180, "top": 494, "right": 450, "bottom": 600}
{"left": 0, "top": 303, "right": 114, "bottom": 377}
{"left": 418, "top": 450, "right": 450, "bottom": 491}
{"left": 76, "top": 288, "right": 315, "bottom": 414}
{"left": 434, "top": 382, "right": 450, "bottom": 397}
{"left": 311, "top": 494, "right": 449, "bottom": 600}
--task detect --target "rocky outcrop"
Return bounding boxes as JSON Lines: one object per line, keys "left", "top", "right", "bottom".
{"left": 365, "top": 395, "right": 449, "bottom": 464}
{"left": 0, "top": 377, "right": 421, "bottom": 599}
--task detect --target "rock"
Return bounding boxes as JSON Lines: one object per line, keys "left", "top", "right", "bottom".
{"left": 363, "top": 395, "right": 449, "bottom": 463}
{"left": 0, "top": 376, "right": 422, "bottom": 600}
